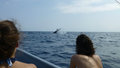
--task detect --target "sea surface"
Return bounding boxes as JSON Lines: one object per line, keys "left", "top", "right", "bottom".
{"left": 19, "top": 31, "right": 120, "bottom": 68}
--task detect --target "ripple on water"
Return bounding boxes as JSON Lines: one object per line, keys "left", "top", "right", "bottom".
{"left": 20, "top": 32, "right": 120, "bottom": 68}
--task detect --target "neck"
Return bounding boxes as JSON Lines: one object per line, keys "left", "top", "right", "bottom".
{"left": 0, "top": 49, "right": 16, "bottom": 68}
{"left": 11, "top": 49, "right": 16, "bottom": 58}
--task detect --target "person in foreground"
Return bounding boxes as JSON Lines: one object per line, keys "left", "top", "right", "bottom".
{"left": 0, "top": 20, "right": 37, "bottom": 68}
{"left": 70, "top": 34, "right": 103, "bottom": 68}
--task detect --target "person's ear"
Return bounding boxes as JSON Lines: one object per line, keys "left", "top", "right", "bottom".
{"left": 16, "top": 42, "right": 19, "bottom": 48}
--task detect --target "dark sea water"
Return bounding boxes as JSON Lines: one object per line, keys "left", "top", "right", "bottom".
{"left": 19, "top": 31, "right": 120, "bottom": 68}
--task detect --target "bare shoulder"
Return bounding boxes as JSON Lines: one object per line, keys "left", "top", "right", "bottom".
{"left": 93, "top": 55, "right": 103, "bottom": 68}
{"left": 72, "top": 54, "right": 101, "bottom": 59}
{"left": 72, "top": 54, "right": 85, "bottom": 58}
{"left": 71, "top": 54, "right": 80, "bottom": 60}
{"left": 72, "top": 54, "right": 89, "bottom": 58}
{"left": 71, "top": 54, "right": 79, "bottom": 62}
{"left": 93, "top": 55, "right": 101, "bottom": 60}
{"left": 13, "top": 61, "right": 37, "bottom": 68}
{"left": 93, "top": 55, "right": 100, "bottom": 57}
{"left": 70, "top": 54, "right": 90, "bottom": 67}
{"left": 71, "top": 54, "right": 89, "bottom": 61}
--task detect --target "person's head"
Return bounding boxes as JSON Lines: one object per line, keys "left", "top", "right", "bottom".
{"left": 76, "top": 34, "right": 95, "bottom": 56}
{"left": 0, "top": 20, "right": 20, "bottom": 61}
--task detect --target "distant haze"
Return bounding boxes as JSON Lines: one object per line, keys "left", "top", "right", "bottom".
{"left": 0, "top": 0, "right": 120, "bottom": 32}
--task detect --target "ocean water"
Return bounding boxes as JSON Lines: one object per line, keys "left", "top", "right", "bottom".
{"left": 19, "top": 31, "right": 120, "bottom": 68}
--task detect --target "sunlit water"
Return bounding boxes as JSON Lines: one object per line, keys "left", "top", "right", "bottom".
{"left": 19, "top": 32, "right": 120, "bottom": 68}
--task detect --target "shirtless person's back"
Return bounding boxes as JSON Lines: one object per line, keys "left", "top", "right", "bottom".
{"left": 70, "top": 34, "right": 103, "bottom": 68}
{"left": 70, "top": 54, "right": 103, "bottom": 68}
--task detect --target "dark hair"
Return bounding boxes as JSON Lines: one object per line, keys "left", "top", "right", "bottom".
{"left": 0, "top": 20, "right": 20, "bottom": 61}
{"left": 76, "top": 34, "right": 95, "bottom": 56}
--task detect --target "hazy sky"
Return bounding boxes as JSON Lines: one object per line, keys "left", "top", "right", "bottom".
{"left": 0, "top": 0, "right": 120, "bottom": 32}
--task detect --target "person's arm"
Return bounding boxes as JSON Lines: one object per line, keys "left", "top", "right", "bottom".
{"left": 97, "top": 56, "right": 103, "bottom": 68}
{"left": 70, "top": 56, "right": 76, "bottom": 68}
